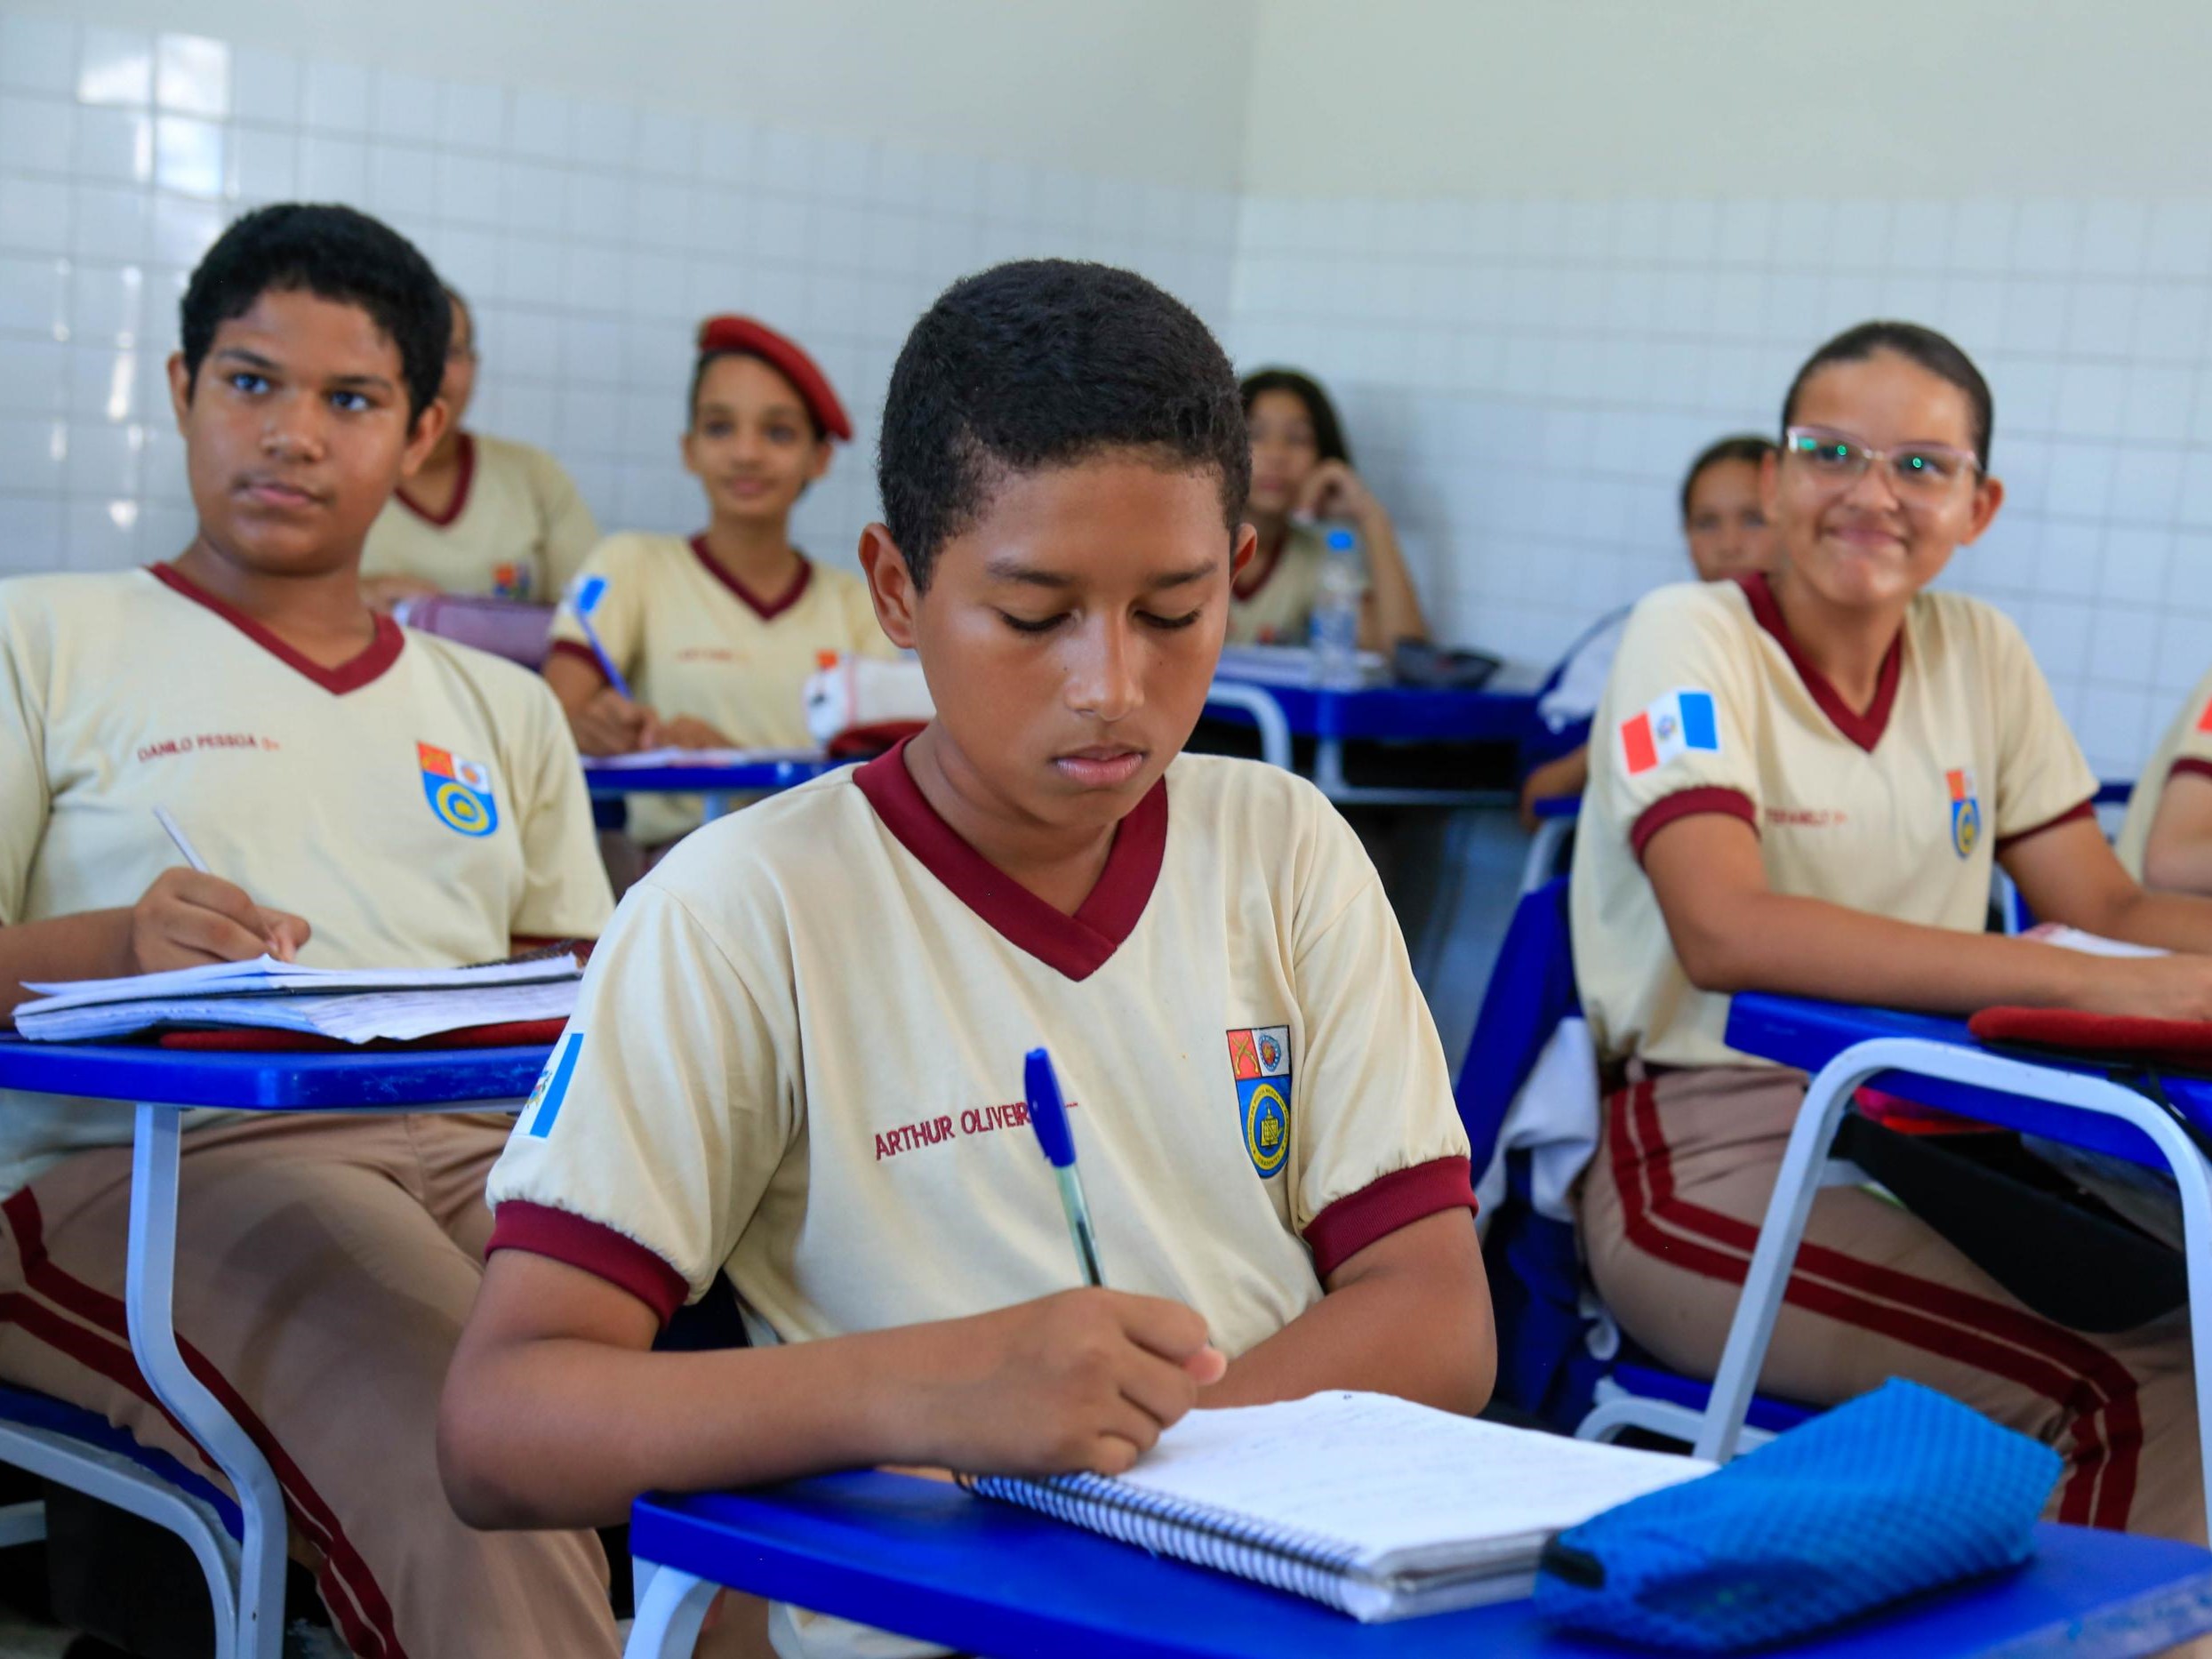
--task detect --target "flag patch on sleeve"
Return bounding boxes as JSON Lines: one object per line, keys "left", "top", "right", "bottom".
{"left": 1619, "top": 689, "right": 1719, "bottom": 776}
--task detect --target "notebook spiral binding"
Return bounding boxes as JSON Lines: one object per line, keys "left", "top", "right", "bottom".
{"left": 961, "top": 1470, "right": 1368, "bottom": 1612}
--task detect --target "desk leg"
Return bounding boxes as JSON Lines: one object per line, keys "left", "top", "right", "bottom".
{"left": 126, "top": 1104, "right": 288, "bottom": 1659}
{"left": 1314, "top": 737, "right": 1347, "bottom": 797}
{"left": 1692, "top": 1055, "right": 1872, "bottom": 1464}
{"left": 2162, "top": 1125, "right": 2212, "bottom": 1532}
{"left": 625, "top": 1562, "right": 717, "bottom": 1659}
{"left": 1519, "top": 817, "right": 1568, "bottom": 895}
{"left": 1202, "top": 684, "right": 1293, "bottom": 772}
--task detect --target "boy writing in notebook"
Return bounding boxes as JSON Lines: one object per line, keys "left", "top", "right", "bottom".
{"left": 444, "top": 260, "right": 1493, "bottom": 1654}
{"left": 0, "top": 204, "right": 618, "bottom": 1655}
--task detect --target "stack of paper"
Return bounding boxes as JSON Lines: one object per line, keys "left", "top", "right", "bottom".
{"left": 12, "top": 953, "right": 581, "bottom": 1045}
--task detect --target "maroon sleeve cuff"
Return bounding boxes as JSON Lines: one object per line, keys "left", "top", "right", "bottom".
{"left": 486, "top": 1201, "right": 688, "bottom": 1326}
{"left": 1302, "top": 1156, "right": 1477, "bottom": 1280}
{"left": 1630, "top": 787, "right": 1757, "bottom": 863}
{"left": 546, "top": 637, "right": 608, "bottom": 682}
{"left": 2170, "top": 757, "right": 2212, "bottom": 788}
{"left": 1995, "top": 797, "right": 2096, "bottom": 854}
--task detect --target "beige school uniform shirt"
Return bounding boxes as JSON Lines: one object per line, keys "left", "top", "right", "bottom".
{"left": 1571, "top": 573, "right": 2096, "bottom": 1071}
{"left": 361, "top": 432, "right": 598, "bottom": 602}
{"left": 488, "top": 744, "right": 1473, "bottom": 1657}
{"left": 0, "top": 565, "right": 614, "bottom": 1198}
{"left": 1226, "top": 522, "right": 1331, "bottom": 646}
{"left": 547, "top": 532, "right": 892, "bottom": 845}
{"left": 2116, "top": 666, "right": 2212, "bottom": 879}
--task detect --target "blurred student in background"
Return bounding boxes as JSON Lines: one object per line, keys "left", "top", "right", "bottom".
{"left": 361, "top": 286, "right": 599, "bottom": 608}
{"left": 1235, "top": 368, "right": 1428, "bottom": 650}
{"left": 1519, "top": 434, "right": 1776, "bottom": 826}
{"left": 543, "top": 315, "right": 889, "bottom": 851}
{"left": 2117, "top": 668, "right": 2212, "bottom": 894}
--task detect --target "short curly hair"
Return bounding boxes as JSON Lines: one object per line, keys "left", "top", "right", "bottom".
{"left": 180, "top": 204, "right": 449, "bottom": 424}
{"left": 878, "top": 260, "right": 1249, "bottom": 590}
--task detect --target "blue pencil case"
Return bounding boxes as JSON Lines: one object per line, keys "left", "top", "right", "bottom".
{"left": 1533, "top": 1379, "right": 2060, "bottom": 1652}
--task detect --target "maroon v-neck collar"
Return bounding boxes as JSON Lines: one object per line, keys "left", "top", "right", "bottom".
{"left": 1737, "top": 572, "right": 1902, "bottom": 752}
{"left": 396, "top": 431, "right": 475, "bottom": 528}
{"left": 853, "top": 737, "right": 1167, "bottom": 982}
{"left": 149, "top": 563, "right": 405, "bottom": 694}
{"left": 688, "top": 535, "right": 813, "bottom": 621}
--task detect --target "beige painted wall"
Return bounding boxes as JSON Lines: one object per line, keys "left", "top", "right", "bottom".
{"left": 1240, "top": 0, "right": 2211, "bottom": 197}
{"left": 54, "top": 0, "right": 1258, "bottom": 187}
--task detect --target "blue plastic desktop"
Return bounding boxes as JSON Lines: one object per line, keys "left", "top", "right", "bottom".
{"left": 581, "top": 756, "right": 839, "bottom": 797}
{"left": 628, "top": 1471, "right": 2212, "bottom": 1658}
{"left": 1723, "top": 992, "right": 2212, "bottom": 1166}
{"left": 1204, "top": 677, "right": 1536, "bottom": 745}
{"left": 0, "top": 1036, "right": 551, "bottom": 1110}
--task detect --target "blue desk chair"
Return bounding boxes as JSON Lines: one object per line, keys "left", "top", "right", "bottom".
{"left": 0, "top": 1382, "right": 244, "bottom": 1642}
{"left": 1458, "top": 878, "right": 1818, "bottom": 1449}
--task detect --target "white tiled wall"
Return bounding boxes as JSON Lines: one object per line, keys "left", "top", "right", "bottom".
{"left": 0, "top": 10, "right": 1238, "bottom": 591}
{"left": 8, "top": 8, "right": 2212, "bottom": 780}
{"left": 1229, "top": 194, "right": 2212, "bottom": 778}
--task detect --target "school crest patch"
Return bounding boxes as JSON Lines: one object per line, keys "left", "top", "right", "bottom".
{"left": 1226, "top": 1025, "right": 1292, "bottom": 1179}
{"left": 418, "top": 741, "right": 499, "bottom": 838}
{"left": 1946, "top": 766, "right": 1981, "bottom": 860}
{"left": 491, "top": 561, "right": 532, "bottom": 601}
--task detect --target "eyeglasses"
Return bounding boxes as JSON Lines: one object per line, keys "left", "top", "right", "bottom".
{"left": 1782, "top": 425, "right": 1979, "bottom": 497}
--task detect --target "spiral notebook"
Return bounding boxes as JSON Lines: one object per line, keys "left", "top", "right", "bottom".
{"left": 962, "top": 1391, "right": 1710, "bottom": 1622}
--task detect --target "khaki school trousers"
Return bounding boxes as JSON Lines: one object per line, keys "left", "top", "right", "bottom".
{"left": 1581, "top": 1063, "right": 2202, "bottom": 1547}
{"left": 0, "top": 1112, "right": 618, "bottom": 1658}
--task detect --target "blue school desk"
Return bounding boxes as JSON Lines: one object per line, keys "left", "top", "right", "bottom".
{"left": 0, "top": 1038, "right": 552, "bottom": 1659}
{"left": 1703, "top": 993, "right": 2212, "bottom": 1526}
{"left": 621, "top": 1470, "right": 2212, "bottom": 1658}
{"left": 582, "top": 753, "right": 842, "bottom": 823}
{"left": 1205, "top": 670, "right": 1542, "bottom": 805}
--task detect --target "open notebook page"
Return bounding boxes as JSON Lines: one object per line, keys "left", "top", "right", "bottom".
{"left": 1110, "top": 1391, "right": 1709, "bottom": 1570}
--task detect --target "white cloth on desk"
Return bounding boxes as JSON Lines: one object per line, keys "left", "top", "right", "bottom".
{"left": 1473, "top": 1015, "right": 1602, "bottom": 1225}
{"left": 1536, "top": 609, "right": 1629, "bottom": 733}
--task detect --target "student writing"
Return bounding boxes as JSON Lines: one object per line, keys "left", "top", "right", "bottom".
{"left": 359, "top": 284, "right": 600, "bottom": 608}
{"left": 0, "top": 206, "right": 617, "bottom": 1657}
{"left": 443, "top": 260, "right": 1494, "bottom": 1659}
{"left": 543, "top": 315, "right": 891, "bottom": 848}
{"left": 1572, "top": 321, "right": 2212, "bottom": 1556}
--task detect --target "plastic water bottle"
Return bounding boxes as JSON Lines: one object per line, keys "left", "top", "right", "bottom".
{"left": 1310, "top": 526, "right": 1365, "bottom": 689}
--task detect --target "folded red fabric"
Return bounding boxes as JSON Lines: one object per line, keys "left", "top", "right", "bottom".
{"left": 156, "top": 1019, "right": 567, "bottom": 1054}
{"left": 1969, "top": 1006, "right": 2212, "bottom": 1071}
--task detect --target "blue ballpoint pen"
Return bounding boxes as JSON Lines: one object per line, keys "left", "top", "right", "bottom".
{"left": 1023, "top": 1046, "right": 1104, "bottom": 1287}
{"left": 565, "top": 574, "right": 634, "bottom": 701}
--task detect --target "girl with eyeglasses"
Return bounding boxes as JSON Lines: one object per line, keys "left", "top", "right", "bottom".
{"left": 1572, "top": 320, "right": 2212, "bottom": 1554}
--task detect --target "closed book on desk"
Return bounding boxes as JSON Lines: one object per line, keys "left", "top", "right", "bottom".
{"left": 962, "top": 1391, "right": 1709, "bottom": 1622}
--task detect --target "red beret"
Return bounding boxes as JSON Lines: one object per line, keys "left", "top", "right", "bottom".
{"left": 694, "top": 315, "right": 852, "bottom": 443}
